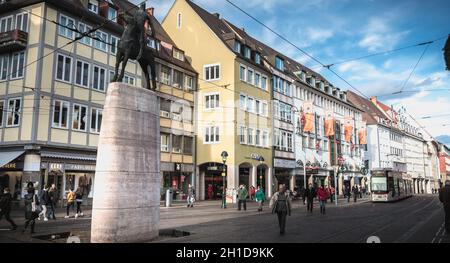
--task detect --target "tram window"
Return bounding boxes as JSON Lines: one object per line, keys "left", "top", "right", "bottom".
{"left": 371, "top": 177, "right": 387, "bottom": 192}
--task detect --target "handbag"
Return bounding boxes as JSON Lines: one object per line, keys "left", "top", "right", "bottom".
{"left": 32, "top": 194, "right": 42, "bottom": 213}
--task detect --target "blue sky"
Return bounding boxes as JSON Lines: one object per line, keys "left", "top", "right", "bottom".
{"left": 133, "top": 0, "right": 450, "bottom": 139}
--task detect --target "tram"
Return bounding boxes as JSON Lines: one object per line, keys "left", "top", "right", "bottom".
{"left": 371, "top": 168, "right": 413, "bottom": 202}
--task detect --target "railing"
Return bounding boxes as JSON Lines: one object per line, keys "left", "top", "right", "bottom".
{"left": 0, "top": 29, "right": 28, "bottom": 54}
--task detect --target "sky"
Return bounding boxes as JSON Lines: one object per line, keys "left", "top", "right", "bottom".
{"left": 132, "top": 0, "right": 450, "bottom": 141}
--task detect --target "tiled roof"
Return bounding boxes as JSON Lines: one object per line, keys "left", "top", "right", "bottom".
{"left": 346, "top": 91, "right": 386, "bottom": 125}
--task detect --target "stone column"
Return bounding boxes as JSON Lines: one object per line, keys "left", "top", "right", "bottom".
{"left": 91, "top": 83, "right": 160, "bottom": 243}
{"left": 251, "top": 165, "right": 257, "bottom": 188}
{"left": 267, "top": 167, "right": 273, "bottom": 198}
{"left": 289, "top": 170, "right": 295, "bottom": 191}
{"left": 23, "top": 152, "right": 41, "bottom": 192}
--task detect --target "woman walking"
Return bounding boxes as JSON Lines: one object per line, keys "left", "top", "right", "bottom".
{"left": 65, "top": 189, "right": 75, "bottom": 218}
{"left": 75, "top": 188, "right": 84, "bottom": 218}
{"left": 255, "top": 186, "right": 265, "bottom": 212}
{"left": 269, "top": 185, "right": 292, "bottom": 235}
{"left": 23, "top": 186, "right": 39, "bottom": 234}
{"left": 317, "top": 185, "right": 329, "bottom": 215}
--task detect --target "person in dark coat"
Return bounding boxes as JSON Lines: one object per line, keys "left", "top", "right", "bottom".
{"left": 47, "top": 184, "right": 57, "bottom": 220}
{"left": 301, "top": 187, "right": 306, "bottom": 205}
{"left": 345, "top": 186, "right": 351, "bottom": 202}
{"left": 439, "top": 180, "right": 450, "bottom": 235}
{"left": 269, "top": 184, "right": 292, "bottom": 235}
{"left": 38, "top": 186, "right": 50, "bottom": 221}
{"left": 352, "top": 185, "right": 359, "bottom": 203}
{"left": 0, "top": 187, "right": 18, "bottom": 230}
{"left": 23, "top": 187, "right": 39, "bottom": 234}
{"left": 305, "top": 184, "right": 316, "bottom": 213}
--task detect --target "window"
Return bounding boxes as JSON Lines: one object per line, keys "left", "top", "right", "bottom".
{"left": 287, "top": 133, "right": 293, "bottom": 152}
{"left": 205, "top": 126, "right": 219, "bottom": 143}
{"left": 275, "top": 56, "right": 284, "bottom": 71}
{"left": 247, "top": 97, "right": 254, "bottom": 113}
{"left": 244, "top": 46, "right": 251, "bottom": 59}
{"left": 160, "top": 65, "right": 171, "bottom": 85}
{"left": 15, "top": 13, "right": 29, "bottom": 32}
{"left": 172, "top": 70, "right": 183, "bottom": 88}
{"left": 160, "top": 99, "right": 170, "bottom": 118}
{"left": 261, "top": 75, "right": 267, "bottom": 91}
{"left": 0, "top": 15, "right": 13, "bottom": 33}
{"left": 309, "top": 137, "right": 315, "bottom": 149}
{"left": 280, "top": 131, "right": 287, "bottom": 151}
{"left": 205, "top": 93, "right": 219, "bottom": 110}
{"left": 256, "top": 130, "right": 261, "bottom": 146}
{"left": 204, "top": 64, "right": 220, "bottom": 81}
{"left": 255, "top": 100, "right": 260, "bottom": 115}
{"left": 234, "top": 41, "right": 241, "bottom": 53}
{"left": 183, "top": 136, "right": 193, "bottom": 155}
{"left": 0, "top": 101, "right": 3, "bottom": 127}
{"left": 255, "top": 73, "right": 261, "bottom": 87}
{"left": 90, "top": 108, "right": 102, "bottom": 133}
{"left": 123, "top": 75, "right": 135, "bottom": 86}
{"left": 262, "top": 131, "right": 269, "bottom": 147}
{"left": 88, "top": 0, "right": 98, "bottom": 13}
{"left": 239, "top": 126, "right": 246, "bottom": 144}
{"left": 161, "top": 133, "right": 169, "bottom": 152}
{"left": 247, "top": 68, "right": 253, "bottom": 84}
{"left": 177, "top": 12, "right": 182, "bottom": 29}
{"left": 240, "top": 65, "right": 246, "bottom": 81}
{"left": 239, "top": 94, "right": 246, "bottom": 110}
{"left": 78, "top": 23, "right": 92, "bottom": 46}
{"left": 273, "top": 101, "right": 279, "bottom": 119}
{"left": 173, "top": 49, "right": 185, "bottom": 61}
{"left": 274, "top": 129, "right": 280, "bottom": 149}
{"left": 6, "top": 98, "right": 21, "bottom": 127}
{"left": 182, "top": 105, "right": 193, "bottom": 122}
{"left": 0, "top": 55, "right": 8, "bottom": 80}
{"left": 185, "top": 75, "right": 194, "bottom": 91}
{"left": 110, "top": 35, "right": 118, "bottom": 54}
{"left": 108, "top": 8, "right": 117, "bottom": 22}
{"left": 72, "top": 104, "right": 87, "bottom": 131}
{"left": 261, "top": 101, "right": 268, "bottom": 116}
{"left": 172, "top": 135, "right": 182, "bottom": 153}
{"left": 10, "top": 51, "right": 25, "bottom": 80}
{"left": 247, "top": 128, "right": 254, "bottom": 145}
{"left": 255, "top": 52, "right": 261, "bottom": 64}
{"left": 92, "top": 65, "right": 106, "bottom": 91}
{"left": 56, "top": 54, "right": 72, "bottom": 82}
{"left": 94, "top": 31, "right": 108, "bottom": 51}
{"left": 323, "top": 139, "right": 329, "bottom": 151}
{"left": 58, "top": 14, "right": 75, "bottom": 39}
{"left": 75, "top": 60, "right": 90, "bottom": 87}
{"left": 171, "top": 103, "right": 183, "bottom": 121}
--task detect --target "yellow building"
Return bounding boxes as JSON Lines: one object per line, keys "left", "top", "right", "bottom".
{"left": 0, "top": 0, "right": 197, "bottom": 203}
{"left": 163, "top": 0, "right": 273, "bottom": 199}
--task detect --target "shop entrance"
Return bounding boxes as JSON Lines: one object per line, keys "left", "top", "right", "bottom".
{"left": 274, "top": 168, "right": 291, "bottom": 189}
{"left": 238, "top": 163, "right": 251, "bottom": 187}
{"left": 0, "top": 174, "right": 9, "bottom": 192}
{"left": 256, "top": 164, "right": 267, "bottom": 190}
{"left": 200, "top": 162, "right": 225, "bottom": 200}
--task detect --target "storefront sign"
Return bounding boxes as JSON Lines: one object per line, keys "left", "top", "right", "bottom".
{"left": 65, "top": 164, "right": 96, "bottom": 171}
{"left": 0, "top": 162, "right": 23, "bottom": 170}
{"left": 174, "top": 163, "right": 182, "bottom": 171}
{"left": 274, "top": 158, "right": 296, "bottom": 169}
{"left": 49, "top": 163, "right": 64, "bottom": 172}
{"left": 207, "top": 166, "right": 219, "bottom": 171}
{"left": 250, "top": 153, "right": 262, "bottom": 161}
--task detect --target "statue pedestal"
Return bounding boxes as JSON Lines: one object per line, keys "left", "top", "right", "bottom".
{"left": 91, "top": 83, "right": 160, "bottom": 243}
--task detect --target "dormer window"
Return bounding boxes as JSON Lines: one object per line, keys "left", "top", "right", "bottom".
{"left": 147, "top": 37, "right": 160, "bottom": 50}
{"left": 108, "top": 7, "right": 117, "bottom": 22}
{"left": 275, "top": 56, "right": 284, "bottom": 71}
{"left": 244, "top": 46, "right": 251, "bottom": 59}
{"left": 173, "top": 48, "right": 185, "bottom": 62}
{"left": 325, "top": 85, "right": 330, "bottom": 94}
{"left": 319, "top": 82, "right": 324, "bottom": 91}
{"left": 255, "top": 52, "right": 261, "bottom": 64}
{"left": 88, "top": 0, "right": 98, "bottom": 14}
{"left": 233, "top": 40, "right": 241, "bottom": 53}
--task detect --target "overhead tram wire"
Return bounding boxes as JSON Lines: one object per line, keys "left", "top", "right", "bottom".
{"left": 376, "top": 88, "right": 450, "bottom": 98}
{"left": 224, "top": 0, "right": 369, "bottom": 99}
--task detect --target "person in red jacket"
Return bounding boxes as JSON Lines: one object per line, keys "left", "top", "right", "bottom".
{"left": 317, "top": 185, "right": 329, "bottom": 215}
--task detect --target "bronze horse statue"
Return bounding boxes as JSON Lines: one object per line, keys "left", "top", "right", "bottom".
{"left": 112, "top": 4, "right": 157, "bottom": 90}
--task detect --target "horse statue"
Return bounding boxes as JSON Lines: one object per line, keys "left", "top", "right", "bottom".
{"left": 112, "top": 3, "right": 157, "bottom": 91}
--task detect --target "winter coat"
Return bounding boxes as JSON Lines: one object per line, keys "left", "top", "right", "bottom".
{"left": 188, "top": 187, "right": 196, "bottom": 197}
{"left": 305, "top": 188, "right": 316, "bottom": 200}
{"left": 255, "top": 189, "right": 265, "bottom": 202}
{"left": 67, "top": 191, "right": 75, "bottom": 203}
{"left": 24, "top": 193, "right": 39, "bottom": 220}
{"left": 249, "top": 187, "right": 256, "bottom": 196}
{"left": 49, "top": 188, "right": 58, "bottom": 204}
{"left": 237, "top": 187, "right": 248, "bottom": 200}
{"left": 317, "top": 188, "right": 329, "bottom": 201}
{"left": 439, "top": 185, "right": 450, "bottom": 207}
{"left": 352, "top": 186, "right": 359, "bottom": 195}
{"left": 0, "top": 192, "right": 13, "bottom": 213}
{"left": 39, "top": 190, "right": 50, "bottom": 205}
{"left": 269, "top": 191, "right": 292, "bottom": 215}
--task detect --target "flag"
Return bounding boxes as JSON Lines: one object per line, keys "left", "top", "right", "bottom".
{"left": 324, "top": 108, "right": 334, "bottom": 137}
{"left": 344, "top": 116, "right": 353, "bottom": 142}
{"left": 358, "top": 121, "right": 367, "bottom": 145}
{"left": 302, "top": 101, "right": 314, "bottom": 133}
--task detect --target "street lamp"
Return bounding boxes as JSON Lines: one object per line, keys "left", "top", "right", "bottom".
{"left": 336, "top": 155, "right": 345, "bottom": 206}
{"left": 221, "top": 151, "right": 228, "bottom": 209}
{"left": 258, "top": 156, "right": 264, "bottom": 188}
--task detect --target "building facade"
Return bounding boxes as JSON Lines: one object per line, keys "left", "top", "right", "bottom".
{"left": 0, "top": 0, "right": 198, "bottom": 203}
{"left": 439, "top": 143, "right": 450, "bottom": 184}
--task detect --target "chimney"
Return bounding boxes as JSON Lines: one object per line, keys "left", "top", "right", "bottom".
{"left": 147, "top": 7, "right": 155, "bottom": 16}
{"left": 370, "top": 96, "right": 377, "bottom": 105}
{"left": 213, "top": 13, "right": 220, "bottom": 18}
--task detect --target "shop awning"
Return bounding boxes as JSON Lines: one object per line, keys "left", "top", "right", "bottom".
{"left": 41, "top": 151, "right": 97, "bottom": 161}
{"left": 0, "top": 150, "right": 24, "bottom": 167}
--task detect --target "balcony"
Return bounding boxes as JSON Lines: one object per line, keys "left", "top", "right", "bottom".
{"left": 0, "top": 29, "right": 28, "bottom": 54}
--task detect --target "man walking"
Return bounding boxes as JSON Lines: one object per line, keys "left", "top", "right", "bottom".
{"left": 439, "top": 180, "right": 450, "bottom": 235}
{"left": 352, "top": 185, "right": 359, "bottom": 203}
{"left": 269, "top": 184, "right": 292, "bottom": 235}
{"left": 187, "top": 184, "right": 195, "bottom": 208}
{"left": 237, "top": 185, "right": 248, "bottom": 211}
{"left": 48, "top": 184, "right": 57, "bottom": 220}
{"left": 38, "top": 186, "right": 50, "bottom": 221}
{"left": 0, "top": 188, "right": 18, "bottom": 230}
{"left": 305, "top": 184, "right": 316, "bottom": 213}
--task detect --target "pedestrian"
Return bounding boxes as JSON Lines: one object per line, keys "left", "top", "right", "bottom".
{"left": 38, "top": 185, "right": 50, "bottom": 221}
{"left": 301, "top": 187, "right": 306, "bottom": 205}
{"left": 75, "top": 188, "right": 84, "bottom": 218}
{"left": 48, "top": 184, "right": 57, "bottom": 220}
{"left": 269, "top": 184, "right": 292, "bottom": 235}
{"left": 352, "top": 185, "right": 358, "bottom": 203}
{"left": 23, "top": 186, "right": 39, "bottom": 234}
{"left": 187, "top": 184, "right": 195, "bottom": 208}
{"left": 0, "top": 187, "right": 18, "bottom": 230}
{"left": 255, "top": 186, "right": 265, "bottom": 212}
{"left": 317, "top": 185, "right": 329, "bottom": 215}
{"left": 249, "top": 186, "right": 256, "bottom": 201}
{"left": 346, "top": 186, "right": 351, "bottom": 203}
{"left": 305, "top": 184, "right": 316, "bottom": 213}
{"left": 330, "top": 186, "right": 335, "bottom": 203}
{"left": 237, "top": 185, "right": 248, "bottom": 211}
{"left": 439, "top": 180, "right": 450, "bottom": 235}
{"left": 207, "top": 184, "right": 213, "bottom": 200}
{"left": 65, "top": 189, "right": 75, "bottom": 218}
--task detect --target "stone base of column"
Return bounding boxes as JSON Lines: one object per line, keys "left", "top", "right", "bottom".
{"left": 91, "top": 83, "right": 160, "bottom": 243}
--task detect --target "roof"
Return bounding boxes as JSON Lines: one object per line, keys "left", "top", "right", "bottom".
{"left": 1, "top": 0, "right": 196, "bottom": 73}
{"left": 346, "top": 91, "right": 387, "bottom": 125}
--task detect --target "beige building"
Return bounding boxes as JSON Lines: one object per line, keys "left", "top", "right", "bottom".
{"left": 0, "top": 0, "right": 198, "bottom": 203}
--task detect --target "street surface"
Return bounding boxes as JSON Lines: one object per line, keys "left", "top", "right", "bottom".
{"left": 0, "top": 195, "right": 448, "bottom": 243}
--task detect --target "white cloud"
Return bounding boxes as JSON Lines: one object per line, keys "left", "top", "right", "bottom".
{"left": 306, "top": 27, "right": 334, "bottom": 43}
{"left": 358, "top": 17, "right": 409, "bottom": 52}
